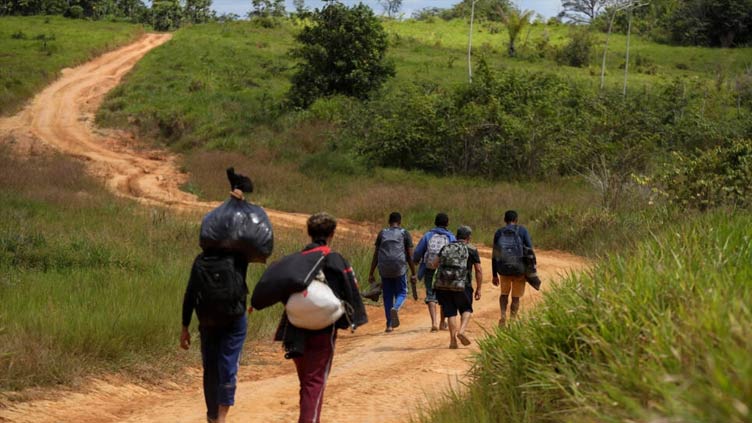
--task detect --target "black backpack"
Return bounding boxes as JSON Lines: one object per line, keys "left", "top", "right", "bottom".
{"left": 191, "top": 253, "right": 247, "bottom": 324}
{"left": 493, "top": 226, "right": 526, "bottom": 276}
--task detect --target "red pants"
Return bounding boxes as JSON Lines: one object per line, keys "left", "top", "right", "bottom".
{"left": 293, "top": 328, "right": 336, "bottom": 423}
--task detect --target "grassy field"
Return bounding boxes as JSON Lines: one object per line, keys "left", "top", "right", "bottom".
{"left": 421, "top": 210, "right": 752, "bottom": 423}
{"left": 94, "top": 19, "right": 737, "bottom": 256}
{"left": 0, "top": 147, "right": 372, "bottom": 392}
{"left": 0, "top": 16, "right": 142, "bottom": 116}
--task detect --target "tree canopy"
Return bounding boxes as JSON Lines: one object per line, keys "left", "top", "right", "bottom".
{"left": 287, "top": 1, "right": 395, "bottom": 108}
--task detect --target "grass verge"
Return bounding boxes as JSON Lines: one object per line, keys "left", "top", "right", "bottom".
{"left": 0, "top": 147, "right": 372, "bottom": 392}
{"left": 0, "top": 15, "right": 142, "bottom": 116}
{"left": 421, "top": 211, "right": 752, "bottom": 423}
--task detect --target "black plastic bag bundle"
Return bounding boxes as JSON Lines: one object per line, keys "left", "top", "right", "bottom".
{"left": 199, "top": 168, "right": 274, "bottom": 263}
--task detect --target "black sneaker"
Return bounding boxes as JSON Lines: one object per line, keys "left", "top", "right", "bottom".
{"left": 390, "top": 308, "right": 400, "bottom": 328}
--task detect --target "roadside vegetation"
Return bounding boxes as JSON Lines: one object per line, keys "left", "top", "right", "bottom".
{"left": 97, "top": 17, "right": 751, "bottom": 256}
{"left": 0, "top": 16, "right": 142, "bottom": 115}
{"left": 0, "top": 147, "right": 371, "bottom": 392}
{"left": 421, "top": 210, "right": 752, "bottom": 423}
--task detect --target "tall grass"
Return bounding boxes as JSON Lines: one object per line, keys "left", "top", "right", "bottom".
{"left": 0, "top": 16, "right": 143, "bottom": 116}
{"left": 422, "top": 211, "right": 752, "bottom": 423}
{"left": 0, "top": 148, "right": 373, "bottom": 391}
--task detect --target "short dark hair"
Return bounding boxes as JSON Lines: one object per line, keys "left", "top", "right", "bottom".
{"left": 457, "top": 225, "right": 472, "bottom": 240}
{"left": 307, "top": 212, "right": 337, "bottom": 240}
{"left": 388, "top": 212, "right": 402, "bottom": 224}
{"left": 504, "top": 210, "right": 518, "bottom": 223}
{"left": 435, "top": 212, "right": 449, "bottom": 227}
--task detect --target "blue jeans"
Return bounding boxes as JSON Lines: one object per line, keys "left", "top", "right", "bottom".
{"left": 382, "top": 274, "right": 407, "bottom": 327}
{"left": 199, "top": 313, "right": 247, "bottom": 420}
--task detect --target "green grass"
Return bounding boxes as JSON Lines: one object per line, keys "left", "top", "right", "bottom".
{"left": 97, "top": 20, "right": 714, "bottom": 257}
{"left": 0, "top": 15, "right": 142, "bottom": 116}
{"left": 421, "top": 211, "right": 752, "bottom": 423}
{"left": 0, "top": 147, "right": 372, "bottom": 392}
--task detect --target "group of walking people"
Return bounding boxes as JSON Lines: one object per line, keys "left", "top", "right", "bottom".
{"left": 365, "top": 210, "right": 534, "bottom": 349}
{"left": 179, "top": 174, "right": 535, "bottom": 423}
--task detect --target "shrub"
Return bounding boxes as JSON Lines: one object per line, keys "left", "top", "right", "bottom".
{"left": 67, "top": 5, "right": 84, "bottom": 19}
{"left": 555, "top": 28, "right": 594, "bottom": 68}
{"left": 659, "top": 139, "right": 752, "bottom": 210}
{"left": 151, "top": 0, "right": 182, "bottom": 31}
{"left": 287, "top": 2, "right": 396, "bottom": 108}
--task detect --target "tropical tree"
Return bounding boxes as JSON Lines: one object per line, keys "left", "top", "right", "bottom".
{"left": 377, "top": 0, "right": 401, "bottom": 18}
{"left": 560, "top": 0, "right": 608, "bottom": 23}
{"left": 184, "top": 0, "right": 212, "bottom": 23}
{"left": 249, "top": 0, "right": 284, "bottom": 18}
{"left": 287, "top": 1, "right": 395, "bottom": 108}
{"left": 502, "top": 7, "right": 534, "bottom": 57}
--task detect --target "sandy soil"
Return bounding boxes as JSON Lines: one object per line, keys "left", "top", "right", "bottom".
{"left": 0, "top": 34, "right": 589, "bottom": 423}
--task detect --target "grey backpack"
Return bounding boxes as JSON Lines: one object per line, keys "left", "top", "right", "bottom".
{"left": 377, "top": 227, "right": 407, "bottom": 278}
{"left": 424, "top": 231, "right": 449, "bottom": 270}
{"left": 434, "top": 243, "right": 469, "bottom": 292}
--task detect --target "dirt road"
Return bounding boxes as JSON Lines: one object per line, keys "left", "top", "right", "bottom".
{"left": 0, "top": 35, "right": 588, "bottom": 422}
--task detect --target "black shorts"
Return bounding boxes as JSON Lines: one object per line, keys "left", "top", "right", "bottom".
{"left": 436, "top": 290, "right": 472, "bottom": 317}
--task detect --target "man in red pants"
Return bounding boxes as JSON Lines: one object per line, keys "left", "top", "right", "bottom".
{"left": 275, "top": 212, "right": 368, "bottom": 422}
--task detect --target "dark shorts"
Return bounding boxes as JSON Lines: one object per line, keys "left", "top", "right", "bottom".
{"left": 436, "top": 290, "right": 472, "bottom": 317}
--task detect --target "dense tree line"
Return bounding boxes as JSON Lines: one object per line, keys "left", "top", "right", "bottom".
{"left": 564, "top": 0, "right": 752, "bottom": 47}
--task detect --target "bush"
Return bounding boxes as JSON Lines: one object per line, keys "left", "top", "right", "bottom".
{"left": 659, "top": 139, "right": 752, "bottom": 210}
{"left": 66, "top": 5, "right": 84, "bottom": 19}
{"left": 287, "top": 2, "right": 396, "bottom": 108}
{"left": 555, "top": 28, "right": 594, "bottom": 68}
{"left": 151, "top": 0, "right": 182, "bottom": 31}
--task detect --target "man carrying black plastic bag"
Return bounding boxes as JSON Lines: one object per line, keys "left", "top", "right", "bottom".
{"left": 180, "top": 168, "right": 273, "bottom": 423}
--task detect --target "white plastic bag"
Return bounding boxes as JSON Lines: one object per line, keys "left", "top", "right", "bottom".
{"left": 285, "top": 272, "right": 344, "bottom": 330}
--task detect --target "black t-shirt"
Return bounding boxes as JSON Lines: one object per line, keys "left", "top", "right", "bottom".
{"left": 465, "top": 243, "right": 481, "bottom": 284}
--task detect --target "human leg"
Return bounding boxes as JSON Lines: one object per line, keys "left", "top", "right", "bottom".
{"left": 393, "top": 274, "right": 408, "bottom": 311}
{"left": 424, "top": 269, "right": 439, "bottom": 331}
{"left": 293, "top": 329, "right": 336, "bottom": 423}
{"left": 381, "top": 278, "right": 396, "bottom": 329}
{"left": 215, "top": 315, "right": 247, "bottom": 422}
{"left": 447, "top": 315, "right": 458, "bottom": 349}
{"left": 510, "top": 277, "right": 526, "bottom": 320}
{"left": 199, "top": 326, "right": 221, "bottom": 421}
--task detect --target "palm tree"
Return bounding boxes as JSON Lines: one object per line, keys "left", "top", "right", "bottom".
{"left": 502, "top": 7, "right": 534, "bottom": 57}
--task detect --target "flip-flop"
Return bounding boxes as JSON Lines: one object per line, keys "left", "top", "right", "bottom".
{"left": 457, "top": 333, "right": 471, "bottom": 346}
{"left": 390, "top": 308, "right": 400, "bottom": 328}
{"left": 430, "top": 326, "right": 439, "bottom": 332}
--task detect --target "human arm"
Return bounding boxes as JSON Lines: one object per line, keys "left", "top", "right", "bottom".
{"left": 413, "top": 233, "right": 427, "bottom": 265}
{"left": 180, "top": 262, "right": 198, "bottom": 350}
{"left": 473, "top": 262, "right": 483, "bottom": 300}
{"left": 368, "top": 232, "right": 382, "bottom": 284}
{"left": 404, "top": 230, "right": 418, "bottom": 281}
{"left": 491, "top": 230, "right": 500, "bottom": 286}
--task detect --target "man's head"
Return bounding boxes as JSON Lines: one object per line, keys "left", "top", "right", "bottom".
{"left": 434, "top": 212, "right": 449, "bottom": 228}
{"left": 308, "top": 212, "right": 337, "bottom": 242}
{"left": 504, "top": 210, "right": 518, "bottom": 224}
{"left": 457, "top": 225, "right": 472, "bottom": 242}
{"left": 388, "top": 211, "right": 402, "bottom": 225}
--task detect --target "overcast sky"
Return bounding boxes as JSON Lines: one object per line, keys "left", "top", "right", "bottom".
{"left": 212, "top": 1, "right": 562, "bottom": 19}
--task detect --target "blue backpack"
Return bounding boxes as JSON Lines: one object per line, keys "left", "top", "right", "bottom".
{"left": 493, "top": 226, "right": 525, "bottom": 276}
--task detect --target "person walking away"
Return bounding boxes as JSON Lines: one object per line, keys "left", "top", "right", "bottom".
{"left": 367, "top": 212, "right": 417, "bottom": 332}
{"left": 413, "top": 213, "right": 456, "bottom": 332}
{"left": 181, "top": 174, "right": 265, "bottom": 423}
{"left": 275, "top": 212, "right": 368, "bottom": 423}
{"left": 492, "top": 210, "right": 533, "bottom": 326}
{"left": 432, "top": 226, "right": 482, "bottom": 348}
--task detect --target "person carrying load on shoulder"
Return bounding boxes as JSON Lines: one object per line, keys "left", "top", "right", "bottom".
{"left": 252, "top": 212, "right": 367, "bottom": 423}
{"left": 413, "top": 212, "right": 456, "bottom": 332}
{"left": 363, "top": 212, "right": 418, "bottom": 333}
{"left": 432, "top": 225, "right": 483, "bottom": 349}
{"left": 492, "top": 210, "right": 534, "bottom": 327}
{"left": 180, "top": 168, "right": 273, "bottom": 423}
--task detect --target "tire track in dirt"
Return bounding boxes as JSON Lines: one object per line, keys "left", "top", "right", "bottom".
{"left": 0, "top": 34, "right": 589, "bottom": 423}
